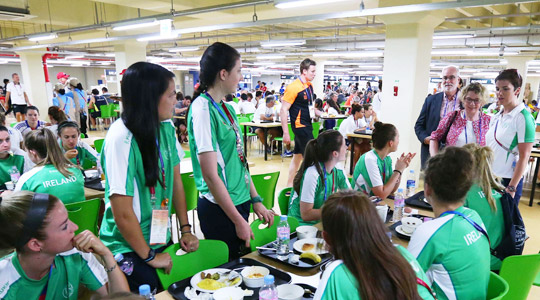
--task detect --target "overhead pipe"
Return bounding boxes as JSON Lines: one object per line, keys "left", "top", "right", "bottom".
{"left": 42, "top": 48, "right": 59, "bottom": 83}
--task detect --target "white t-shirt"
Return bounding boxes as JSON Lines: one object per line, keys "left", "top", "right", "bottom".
{"left": 238, "top": 101, "right": 256, "bottom": 114}
{"left": 338, "top": 115, "right": 367, "bottom": 139}
{"left": 327, "top": 107, "right": 339, "bottom": 115}
{"left": 372, "top": 92, "right": 382, "bottom": 116}
{"left": 7, "top": 127, "right": 23, "bottom": 150}
{"left": 253, "top": 104, "right": 275, "bottom": 123}
{"left": 6, "top": 82, "right": 26, "bottom": 105}
{"left": 455, "top": 120, "right": 475, "bottom": 147}
{"left": 226, "top": 101, "right": 240, "bottom": 115}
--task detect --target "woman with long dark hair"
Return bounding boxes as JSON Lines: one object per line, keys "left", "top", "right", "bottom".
{"left": 316, "top": 190, "right": 434, "bottom": 300}
{"left": 100, "top": 62, "right": 198, "bottom": 291}
{"left": 288, "top": 130, "right": 350, "bottom": 225}
{"left": 188, "top": 42, "right": 274, "bottom": 259}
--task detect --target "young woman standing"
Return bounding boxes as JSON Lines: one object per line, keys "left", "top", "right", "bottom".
{"left": 100, "top": 62, "right": 199, "bottom": 291}
{"left": 188, "top": 42, "right": 274, "bottom": 259}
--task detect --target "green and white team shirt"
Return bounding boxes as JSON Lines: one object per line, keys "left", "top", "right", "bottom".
{"left": 464, "top": 184, "right": 504, "bottom": 270}
{"left": 187, "top": 94, "right": 251, "bottom": 205}
{"left": 60, "top": 140, "right": 99, "bottom": 170}
{"left": 0, "top": 248, "right": 107, "bottom": 300}
{"left": 486, "top": 102, "right": 535, "bottom": 178}
{"left": 0, "top": 148, "right": 34, "bottom": 185}
{"left": 314, "top": 245, "right": 435, "bottom": 300}
{"left": 288, "top": 164, "right": 350, "bottom": 226}
{"left": 408, "top": 206, "right": 490, "bottom": 300}
{"left": 14, "top": 164, "right": 85, "bottom": 205}
{"left": 353, "top": 150, "right": 392, "bottom": 195}
{"left": 99, "top": 119, "right": 182, "bottom": 255}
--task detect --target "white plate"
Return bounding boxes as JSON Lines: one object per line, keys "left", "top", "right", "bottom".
{"left": 293, "top": 238, "right": 328, "bottom": 255}
{"left": 190, "top": 268, "right": 242, "bottom": 293}
{"left": 395, "top": 225, "right": 413, "bottom": 237}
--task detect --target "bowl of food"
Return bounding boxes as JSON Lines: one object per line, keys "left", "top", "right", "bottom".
{"left": 277, "top": 284, "right": 304, "bottom": 300}
{"left": 240, "top": 266, "right": 270, "bottom": 288}
{"left": 213, "top": 286, "right": 245, "bottom": 300}
{"left": 296, "top": 225, "right": 317, "bottom": 240}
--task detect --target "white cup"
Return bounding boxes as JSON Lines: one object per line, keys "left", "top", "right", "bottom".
{"left": 5, "top": 181, "right": 14, "bottom": 190}
{"left": 401, "top": 217, "right": 423, "bottom": 234}
{"left": 296, "top": 225, "right": 318, "bottom": 240}
{"left": 376, "top": 205, "right": 389, "bottom": 223}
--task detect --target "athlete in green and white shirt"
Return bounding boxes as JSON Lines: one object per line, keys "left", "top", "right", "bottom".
{"left": 314, "top": 245, "right": 435, "bottom": 300}
{"left": 464, "top": 184, "right": 504, "bottom": 270}
{"left": 0, "top": 148, "right": 33, "bottom": 185}
{"left": 353, "top": 149, "right": 393, "bottom": 195}
{"left": 408, "top": 206, "right": 490, "bottom": 300}
{"left": 14, "top": 164, "right": 85, "bottom": 205}
{"left": 0, "top": 248, "right": 107, "bottom": 300}
{"left": 60, "top": 140, "right": 99, "bottom": 170}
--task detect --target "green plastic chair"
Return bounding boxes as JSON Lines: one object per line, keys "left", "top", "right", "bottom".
{"left": 183, "top": 150, "right": 191, "bottom": 159}
{"left": 487, "top": 272, "right": 509, "bottom": 300}
{"left": 251, "top": 171, "right": 280, "bottom": 210}
{"left": 81, "top": 159, "right": 96, "bottom": 170}
{"left": 94, "top": 138, "right": 105, "bottom": 153}
{"left": 349, "top": 176, "right": 355, "bottom": 188}
{"left": 274, "top": 123, "right": 295, "bottom": 160}
{"left": 312, "top": 121, "right": 320, "bottom": 139}
{"left": 65, "top": 198, "right": 102, "bottom": 236}
{"left": 499, "top": 253, "right": 540, "bottom": 300}
{"left": 250, "top": 215, "right": 299, "bottom": 252}
{"left": 277, "top": 187, "right": 293, "bottom": 215}
{"left": 534, "top": 269, "right": 540, "bottom": 287}
{"left": 237, "top": 116, "right": 257, "bottom": 150}
{"left": 156, "top": 240, "right": 229, "bottom": 290}
{"left": 170, "top": 172, "right": 198, "bottom": 233}
{"left": 100, "top": 104, "right": 114, "bottom": 119}
{"left": 245, "top": 113, "right": 254, "bottom": 122}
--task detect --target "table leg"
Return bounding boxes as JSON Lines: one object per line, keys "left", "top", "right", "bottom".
{"left": 264, "top": 128, "right": 268, "bottom": 161}
{"left": 349, "top": 137, "right": 355, "bottom": 175}
{"left": 243, "top": 125, "right": 248, "bottom": 157}
{"left": 529, "top": 157, "right": 540, "bottom": 206}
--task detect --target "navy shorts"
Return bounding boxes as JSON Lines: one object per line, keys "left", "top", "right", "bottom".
{"left": 292, "top": 126, "right": 314, "bottom": 155}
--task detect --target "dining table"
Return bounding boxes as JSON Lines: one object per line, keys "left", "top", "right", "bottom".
{"left": 240, "top": 121, "right": 283, "bottom": 161}
{"left": 155, "top": 195, "right": 434, "bottom": 299}
{"left": 346, "top": 132, "right": 373, "bottom": 175}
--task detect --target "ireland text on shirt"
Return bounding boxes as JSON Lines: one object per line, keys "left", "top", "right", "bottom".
{"left": 42, "top": 175, "right": 78, "bottom": 188}
{"left": 464, "top": 230, "right": 482, "bottom": 246}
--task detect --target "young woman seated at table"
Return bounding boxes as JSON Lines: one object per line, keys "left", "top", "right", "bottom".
{"left": 288, "top": 130, "right": 350, "bottom": 226}
{"left": 338, "top": 104, "right": 367, "bottom": 143}
{"left": 312, "top": 98, "right": 324, "bottom": 122}
{"left": 362, "top": 103, "right": 378, "bottom": 129}
{"left": 58, "top": 121, "right": 99, "bottom": 170}
{"left": 408, "top": 147, "right": 490, "bottom": 300}
{"left": 353, "top": 122, "right": 415, "bottom": 199}
{"left": 15, "top": 129, "right": 85, "bottom": 205}
{"left": 0, "top": 126, "right": 33, "bottom": 189}
{"left": 323, "top": 94, "right": 341, "bottom": 130}
{"left": 0, "top": 191, "right": 129, "bottom": 299}
{"left": 463, "top": 143, "right": 505, "bottom": 271}
{"left": 47, "top": 106, "right": 68, "bottom": 138}
{"left": 315, "top": 190, "right": 435, "bottom": 300}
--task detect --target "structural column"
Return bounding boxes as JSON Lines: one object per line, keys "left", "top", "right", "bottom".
{"left": 114, "top": 40, "right": 148, "bottom": 95}
{"left": 379, "top": 12, "right": 444, "bottom": 176}
{"left": 16, "top": 50, "right": 50, "bottom": 117}
{"left": 312, "top": 58, "right": 326, "bottom": 101}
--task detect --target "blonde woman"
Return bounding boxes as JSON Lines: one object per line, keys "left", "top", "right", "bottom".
{"left": 429, "top": 83, "right": 491, "bottom": 156}
{"left": 463, "top": 143, "right": 505, "bottom": 271}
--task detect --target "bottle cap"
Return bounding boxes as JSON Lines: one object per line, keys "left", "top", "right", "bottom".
{"left": 264, "top": 275, "right": 275, "bottom": 285}
{"left": 114, "top": 253, "right": 124, "bottom": 262}
{"left": 398, "top": 188, "right": 404, "bottom": 193}
{"left": 280, "top": 215, "right": 287, "bottom": 222}
{"left": 410, "top": 169, "right": 414, "bottom": 173}
{"left": 139, "top": 284, "right": 151, "bottom": 295}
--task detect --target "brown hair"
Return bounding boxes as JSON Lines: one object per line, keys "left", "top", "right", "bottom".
{"left": 299, "top": 58, "right": 316, "bottom": 74}
{"left": 425, "top": 147, "right": 474, "bottom": 204}
{"left": 0, "top": 191, "right": 59, "bottom": 253}
{"left": 460, "top": 82, "right": 487, "bottom": 106}
{"left": 0, "top": 112, "right": 5, "bottom": 126}
{"left": 495, "top": 69, "right": 522, "bottom": 91}
{"left": 351, "top": 104, "right": 363, "bottom": 115}
{"left": 322, "top": 190, "right": 421, "bottom": 300}
{"left": 24, "top": 129, "right": 76, "bottom": 178}
{"left": 372, "top": 122, "right": 397, "bottom": 150}
{"left": 48, "top": 106, "right": 68, "bottom": 124}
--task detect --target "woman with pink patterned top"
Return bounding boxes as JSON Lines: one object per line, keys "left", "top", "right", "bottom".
{"left": 429, "top": 83, "right": 490, "bottom": 156}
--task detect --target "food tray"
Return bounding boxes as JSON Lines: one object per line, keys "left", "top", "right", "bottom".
{"left": 167, "top": 258, "right": 292, "bottom": 300}
{"left": 257, "top": 232, "right": 333, "bottom": 269}
{"left": 388, "top": 214, "right": 433, "bottom": 241}
{"left": 405, "top": 191, "right": 432, "bottom": 211}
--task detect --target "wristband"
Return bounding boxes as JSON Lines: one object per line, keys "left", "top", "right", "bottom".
{"left": 104, "top": 263, "right": 117, "bottom": 273}
{"left": 393, "top": 170, "right": 402, "bottom": 176}
{"left": 144, "top": 248, "right": 156, "bottom": 263}
{"left": 506, "top": 185, "right": 516, "bottom": 193}
{"left": 251, "top": 195, "right": 263, "bottom": 204}
{"left": 181, "top": 230, "right": 192, "bottom": 235}
{"left": 180, "top": 224, "right": 192, "bottom": 230}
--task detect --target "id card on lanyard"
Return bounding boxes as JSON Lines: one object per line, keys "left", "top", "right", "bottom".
{"left": 149, "top": 138, "right": 169, "bottom": 245}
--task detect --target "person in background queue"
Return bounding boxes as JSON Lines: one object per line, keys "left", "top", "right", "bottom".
{"left": 100, "top": 62, "right": 199, "bottom": 292}
{"left": 188, "top": 42, "right": 274, "bottom": 260}
{"left": 281, "top": 58, "right": 317, "bottom": 187}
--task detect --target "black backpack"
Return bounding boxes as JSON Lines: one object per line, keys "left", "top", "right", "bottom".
{"left": 491, "top": 191, "right": 526, "bottom": 260}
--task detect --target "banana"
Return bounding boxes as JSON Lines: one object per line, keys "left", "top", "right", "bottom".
{"left": 300, "top": 252, "right": 322, "bottom": 264}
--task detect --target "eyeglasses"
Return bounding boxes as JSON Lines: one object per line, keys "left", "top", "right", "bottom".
{"left": 442, "top": 75, "right": 456, "bottom": 81}
{"left": 464, "top": 97, "right": 481, "bottom": 104}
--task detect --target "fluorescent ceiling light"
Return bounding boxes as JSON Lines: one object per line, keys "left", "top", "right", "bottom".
{"left": 433, "top": 34, "right": 474, "bottom": 40}
{"left": 137, "top": 33, "right": 178, "bottom": 42}
{"left": 469, "top": 51, "right": 519, "bottom": 56}
{"left": 431, "top": 49, "right": 473, "bottom": 56}
{"left": 113, "top": 18, "right": 161, "bottom": 31}
{"left": 326, "top": 68, "right": 353, "bottom": 72}
{"left": 256, "top": 54, "right": 286, "bottom": 60}
{"left": 168, "top": 46, "right": 200, "bottom": 52}
{"left": 528, "top": 60, "right": 540, "bottom": 65}
{"left": 237, "top": 47, "right": 261, "bottom": 53}
{"left": 0, "top": 58, "right": 21, "bottom": 63}
{"left": 499, "top": 59, "right": 508, "bottom": 65}
{"left": 64, "top": 55, "right": 84, "bottom": 59}
{"left": 314, "top": 51, "right": 383, "bottom": 58}
{"left": 357, "top": 65, "right": 383, "bottom": 69}
{"left": 474, "top": 72, "right": 499, "bottom": 77}
{"left": 28, "top": 33, "right": 57, "bottom": 42}
{"left": 323, "top": 60, "right": 343, "bottom": 65}
{"left": 260, "top": 40, "right": 306, "bottom": 47}
{"left": 104, "top": 53, "right": 115, "bottom": 57}
{"left": 275, "top": 0, "right": 348, "bottom": 9}
{"left": 254, "top": 61, "right": 275, "bottom": 66}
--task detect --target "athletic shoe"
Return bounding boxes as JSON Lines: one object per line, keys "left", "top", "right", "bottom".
{"left": 283, "top": 150, "right": 293, "bottom": 157}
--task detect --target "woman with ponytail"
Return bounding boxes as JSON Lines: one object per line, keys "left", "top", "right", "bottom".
{"left": 47, "top": 106, "right": 68, "bottom": 138}
{"left": 463, "top": 143, "right": 505, "bottom": 271}
{"left": 15, "top": 128, "right": 84, "bottom": 205}
{"left": 188, "top": 42, "right": 275, "bottom": 259}
{"left": 287, "top": 130, "right": 350, "bottom": 225}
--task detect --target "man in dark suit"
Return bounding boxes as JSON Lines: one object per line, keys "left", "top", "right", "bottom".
{"left": 415, "top": 66, "right": 460, "bottom": 169}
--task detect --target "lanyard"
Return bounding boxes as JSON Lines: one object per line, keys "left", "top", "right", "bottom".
{"left": 416, "top": 277, "right": 437, "bottom": 300}
{"left": 381, "top": 159, "right": 387, "bottom": 182}
{"left": 299, "top": 77, "right": 312, "bottom": 102}
{"left": 440, "top": 210, "right": 491, "bottom": 246}
{"left": 38, "top": 264, "right": 54, "bottom": 300}
{"left": 463, "top": 112, "right": 481, "bottom": 144}
{"left": 493, "top": 119, "right": 518, "bottom": 156}
{"left": 322, "top": 164, "right": 336, "bottom": 201}
{"left": 150, "top": 138, "right": 167, "bottom": 206}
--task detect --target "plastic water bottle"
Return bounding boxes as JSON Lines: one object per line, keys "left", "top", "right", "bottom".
{"left": 392, "top": 188, "right": 405, "bottom": 223}
{"left": 9, "top": 166, "right": 20, "bottom": 184}
{"left": 276, "top": 215, "right": 290, "bottom": 260}
{"left": 139, "top": 284, "right": 155, "bottom": 300}
{"left": 406, "top": 170, "right": 416, "bottom": 197}
{"left": 115, "top": 253, "right": 133, "bottom": 276}
{"left": 259, "top": 275, "right": 278, "bottom": 300}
